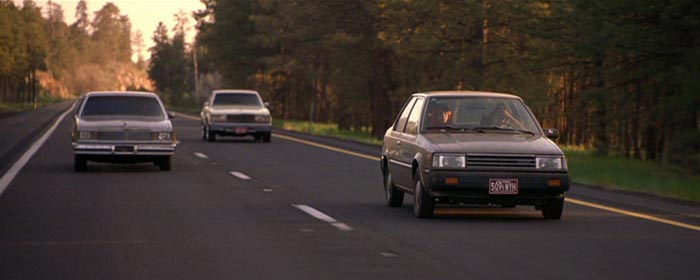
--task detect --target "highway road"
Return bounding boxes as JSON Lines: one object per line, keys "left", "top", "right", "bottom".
{"left": 1, "top": 103, "right": 699, "bottom": 279}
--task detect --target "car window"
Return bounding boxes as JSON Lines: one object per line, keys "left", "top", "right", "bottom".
{"left": 80, "top": 96, "right": 165, "bottom": 117}
{"left": 404, "top": 97, "right": 425, "bottom": 135}
{"left": 394, "top": 97, "right": 417, "bottom": 132}
{"left": 421, "top": 96, "right": 540, "bottom": 132}
{"left": 213, "top": 93, "right": 262, "bottom": 106}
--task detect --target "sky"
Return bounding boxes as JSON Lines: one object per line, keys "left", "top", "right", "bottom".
{"left": 14, "top": 0, "right": 205, "bottom": 62}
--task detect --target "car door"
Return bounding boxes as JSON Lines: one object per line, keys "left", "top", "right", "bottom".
{"left": 389, "top": 97, "right": 425, "bottom": 188}
{"left": 386, "top": 97, "right": 416, "bottom": 189}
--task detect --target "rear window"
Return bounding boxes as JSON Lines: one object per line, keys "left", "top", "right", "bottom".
{"left": 80, "top": 95, "right": 165, "bottom": 117}
{"left": 213, "top": 93, "right": 262, "bottom": 106}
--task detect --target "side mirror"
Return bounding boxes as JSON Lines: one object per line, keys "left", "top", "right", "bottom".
{"left": 203, "top": 101, "right": 209, "bottom": 107}
{"left": 544, "top": 128, "right": 559, "bottom": 139}
{"left": 263, "top": 102, "right": 270, "bottom": 108}
{"left": 167, "top": 111, "right": 175, "bottom": 119}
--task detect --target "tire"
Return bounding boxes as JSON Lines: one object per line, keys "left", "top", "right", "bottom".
{"left": 254, "top": 134, "right": 262, "bottom": 142}
{"left": 74, "top": 155, "right": 87, "bottom": 172}
{"left": 262, "top": 132, "right": 271, "bottom": 143}
{"left": 542, "top": 196, "right": 564, "bottom": 219}
{"left": 202, "top": 126, "right": 207, "bottom": 140}
{"left": 207, "top": 128, "right": 216, "bottom": 142}
{"left": 383, "top": 167, "right": 404, "bottom": 207}
{"left": 413, "top": 171, "right": 434, "bottom": 218}
{"left": 156, "top": 156, "right": 171, "bottom": 171}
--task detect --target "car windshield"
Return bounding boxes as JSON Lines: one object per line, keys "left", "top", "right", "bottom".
{"left": 80, "top": 95, "right": 165, "bottom": 118}
{"left": 213, "top": 93, "right": 262, "bottom": 107}
{"left": 422, "top": 96, "right": 540, "bottom": 134}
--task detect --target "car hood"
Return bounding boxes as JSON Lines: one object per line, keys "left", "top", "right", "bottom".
{"left": 210, "top": 106, "right": 269, "bottom": 115}
{"left": 423, "top": 133, "right": 563, "bottom": 155}
{"left": 77, "top": 116, "right": 172, "bottom": 131}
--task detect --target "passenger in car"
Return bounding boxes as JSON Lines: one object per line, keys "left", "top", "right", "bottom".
{"left": 482, "top": 102, "right": 527, "bottom": 130}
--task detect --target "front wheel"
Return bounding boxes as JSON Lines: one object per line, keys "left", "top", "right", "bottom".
{"left": 383, "top": 168, "right": 404, "bottom": 207}
{"left": 413, "top": 172, "right": 434, "bottom": 218}
{"left": 262, "top": 132, "right": 271, "bottom": 143}
{"left": 542, "top": 196, "right": 564, "bottom": 219}
{"left": 207, "top": 128, "right": 216, "bottom": 142}
{"left": 74, "top": 155, "right": 87, "bottom": 172}
{"left": 156, "top": 156, "right": 171, "bottom": 171}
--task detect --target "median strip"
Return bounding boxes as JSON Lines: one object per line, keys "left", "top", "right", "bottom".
{"left": 292, "top": 204, "right": 354, "bottom": 231}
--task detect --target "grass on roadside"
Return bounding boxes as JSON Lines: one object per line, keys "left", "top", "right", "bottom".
{"left": 273, "top": 119, "right": 383, "bottom": 145}
{"left": 0, "top": 96, "right": 68, "bottom": 113}
{"left": 563, "top": 146, "right": 700, "bottom": 202}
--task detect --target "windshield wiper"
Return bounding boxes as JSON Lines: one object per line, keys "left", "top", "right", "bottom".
{"left": 471, "top": 126, "right": 535, "bottom": 135}
{"left": 425, "top": 125, "right": 488, "bottom": 133}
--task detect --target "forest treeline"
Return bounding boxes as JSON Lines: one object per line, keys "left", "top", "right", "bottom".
{"left": 182, "top": 0, "right": 699, "bottom": 170}
{"left": 0, "top": 0, "right": 150, "bottom": 103}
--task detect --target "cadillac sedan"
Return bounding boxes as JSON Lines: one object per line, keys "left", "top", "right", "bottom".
{"left": 380, "top": 91, "right": 570, "bottom": 219}
{"left": 71, "top": 91, "right": 177, "bottom": 171}
{"left": 200, "top": 89, "right": 272, "bottom": 142}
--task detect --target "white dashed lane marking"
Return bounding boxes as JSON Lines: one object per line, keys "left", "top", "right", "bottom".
{"left": 194, "top": 152, "right": 208, "bottom": 159}
{"left": 292, "top": 204, "right": 354, "bottom": 232}
{"left": 229, "top": 171, "right": 251, "bottom": 180}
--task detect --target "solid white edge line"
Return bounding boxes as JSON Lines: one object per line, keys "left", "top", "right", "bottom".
{"left": 194, "top": 152, "right": 208, "bottom": 159}
{"left": 0, "top": 103, "right": 76, "bottom": 197}
{"left": 229, "top": 171, "right": 251, "bottom": 180}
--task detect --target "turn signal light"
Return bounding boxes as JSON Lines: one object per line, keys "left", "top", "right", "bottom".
{"left": 548, "top": 179, "right": 562, "bottom": 187}
{"left": 445, "top": 177, "right": 459, "bottom": 185}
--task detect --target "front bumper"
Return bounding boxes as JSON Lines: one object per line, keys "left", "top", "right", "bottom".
{"left": 208, "top": 122, "right": 271, "bottom": 135}
{"left": 73, "top": 141, "right": 176, "bottom": 156}
{"left": 424, "top": 170, "right": 569, "bottom": 205}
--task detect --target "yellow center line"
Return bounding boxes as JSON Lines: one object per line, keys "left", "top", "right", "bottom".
{"left": 174, "top": 112, "right": 200, "bottom": 121}
{"left": 274, "top": 133, "right": 700, "bottom": 232}
{"left": 567, "top": 198, "right": 700, "bottom": 232}
{"left": 273, "top": 134, "right": 380, "bottom": 161}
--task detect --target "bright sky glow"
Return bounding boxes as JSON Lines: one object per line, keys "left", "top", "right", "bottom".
{"left": 14, "top": 0, "right": 204, "bottom": 62}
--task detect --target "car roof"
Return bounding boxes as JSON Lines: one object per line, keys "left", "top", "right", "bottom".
{"left": 212, "top": 89, "right": 260, "bottom": 95}
{"left": 83, "top": 91, "right": 159, "bottom": 98}
{"left": 414, "top": 90, "right": 522, "bottom": 100}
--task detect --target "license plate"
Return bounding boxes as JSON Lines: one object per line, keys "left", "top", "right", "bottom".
{"left": 114, "top": 145, "right": 134, "bottom": 152}
{"left": 489, "top": 179, "right": 518, "bottom": 195}
{"left": 234, "top": 127, "right": 248, "bottom": 134}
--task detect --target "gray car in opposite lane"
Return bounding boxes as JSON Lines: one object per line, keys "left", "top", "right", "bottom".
{"left": 71, "top": 91, "right": 177, "bottom": 171}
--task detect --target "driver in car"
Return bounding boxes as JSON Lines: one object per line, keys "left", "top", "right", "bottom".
{"left": 426, "top": 103, "right": 453, "bottom": 127}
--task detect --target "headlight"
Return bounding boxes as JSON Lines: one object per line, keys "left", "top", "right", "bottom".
{"left": 210, "top": 114, "right": 227, "bottom": 122}
{"left": 536, "top": 156, "right": 566, "bottom": 170}
{"left": 79, "top": 131, "right": 98, "bottom": 140}
{"left": 432, "top": 153, "right": 466, "bottom": 168}
{"left": 153, "top": 132, "right": 171, "bottom": 140}
{"left": 255, "top": 115, "right": 271, "bottom": 123}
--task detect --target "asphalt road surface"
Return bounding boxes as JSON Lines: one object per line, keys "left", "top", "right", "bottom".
{"left": 1, "top": 104, "right": 698, "bottom": 279}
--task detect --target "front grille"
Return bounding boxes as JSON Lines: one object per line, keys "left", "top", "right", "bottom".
{"left": 99, "top": 131, "right": 152, "bottom": 141}
{"left": 467, "top": 154, "right": 536, "bottom": 169}
{"left": 227, "top": 114, "right": 256, "bottom": 123}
